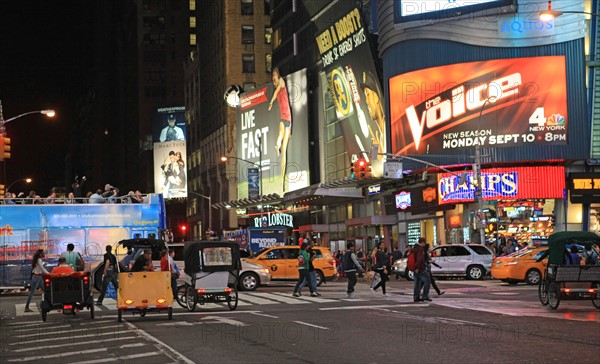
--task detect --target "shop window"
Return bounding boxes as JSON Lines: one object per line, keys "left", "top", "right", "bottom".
{"left": 265, "top": 26, "right": 272, "bottom": 44}
{"left": 264, "top": 0, "right": 271, "bottom": 15}
{"left": 242, "top": 25, "right": 254, "bottom": 44}
{"left": 190, "top": 34, "right": 196, "bottom": 46}
{"left": 189, "top": 0, "right": 196, "bottom": 11}
{"left": 241, "top": 0, "right": 253, "bottom": 15}
{"left": 190, "top": 16, "right": 196, "bottom": 28}
{"left": 242, "top": 54, "right": 255, "bottom": 73}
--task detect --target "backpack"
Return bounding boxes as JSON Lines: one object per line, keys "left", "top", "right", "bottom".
{"left": 406, "top": 252, "right": 416, "bottom": 272}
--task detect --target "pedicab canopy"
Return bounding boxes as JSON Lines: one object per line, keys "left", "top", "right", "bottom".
{"left": 119, "top": 238, "right": 168, "bottom": 260}
{"left": 183, "top": 241, "right": 242, "bottom": 273}
{"left": 546, "top": 231, "right": 600, "bottom": 265}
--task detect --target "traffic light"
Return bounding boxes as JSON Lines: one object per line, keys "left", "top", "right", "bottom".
{"left": 349, "top": 162, "right": 355, "bottom": 179}
{"left": 357, "top": 158, "right": 367, "bottom": 179}
{"left": 0, "top": 184, "right": 4, "bottom": 196}
{"left": 180, "top": 225, "right": 187, "bottom": 233}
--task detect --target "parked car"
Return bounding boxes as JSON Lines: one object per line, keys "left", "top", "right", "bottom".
{"left": 244, "top": 245, "right": 337, "bottom": 286}
{"left": 238, "top": 260, "right": 271, "bottom": 291}
{"left": 491, "top": 247, "right": 548, "bottom": 285}
{"left": 392, "top": 244, "right": 494, "bottom": 280}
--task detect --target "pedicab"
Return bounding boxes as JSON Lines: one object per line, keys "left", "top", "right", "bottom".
{"left": 115, "top": 238, "right": 174, "bottom": 322}
{"left": 537, "top": 231, "right": 600, "bottom": 310}
{"left": 182, "top": 241, "right": 241, "bottom": 311}
{"left": 40, "top": 271, "right": 95, "bottom": 322}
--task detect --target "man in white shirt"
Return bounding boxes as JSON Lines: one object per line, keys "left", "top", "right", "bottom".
{"left": 159, "top": 114, "right": 185, "bottom": 142}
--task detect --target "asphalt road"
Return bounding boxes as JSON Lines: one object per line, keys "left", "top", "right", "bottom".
{"left": 1, "top": 278, "right": 599, "bottom": 363}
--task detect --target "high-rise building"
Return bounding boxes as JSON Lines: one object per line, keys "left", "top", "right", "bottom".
{"left": 184, "top": 0, "right": 272, "bottom": 238}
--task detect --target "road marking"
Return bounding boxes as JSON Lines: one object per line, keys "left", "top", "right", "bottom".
{"left": 7, "top": 348, "right": 106, "bottom": 362}
{"left": 12, "top": 324, "right": 119, "bottom": 338}
{"left": 12, "top": 336, "right": 138, "bottom": 352}
{"left": 69, "top": 351, "right": 162, "bottom": 364}
{"left": 122, "top": 321, "right": 195, "bottom": 364}
{"left": 340, "top": 298, "right": 368, "bottom": 302}
{"left": 12, "top": 324, "right": 72, "bottom": 332}
{"left": 245, "top": 292, "right": 309, "bottom": 304}
{"left": 9, "top": 330, "right": 123, "bottom": 345}
{"left": 202, "top": 315, "right": 249, "bottom": 326}
{"left": 272, "top": 292, "right": 335, "bottom": 303}
{"left": 320, "top": 303, "right": 429, "bottom": 311}
{"left": 235, "top": 294, "right": 276, "bottom": 305}
{"left": 250, "top": 312, "right": 279, "bottom": 318}
{"left": 292, "top": 320, "right": 328, "bottom": 330}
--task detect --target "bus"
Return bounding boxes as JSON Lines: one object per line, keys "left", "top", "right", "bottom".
{"left": 0, "top": 194, "right": 166, "bottom": 288}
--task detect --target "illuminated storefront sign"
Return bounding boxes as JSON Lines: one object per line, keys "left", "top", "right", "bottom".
{"left": 390, "top": 56, "right": 568, "bottom": 156}
{"left": 368, "top": 184, "right": 382, "bottom": 195}
{"left": 254, "top": 213, "right": 294, "bottom": 228}
{"left": 395, "top": 191, "right": 412, "bottom": 210}
{"left": 437, "top": 166, "right": 565, "bottom": 204}
{"left": 569, "top": 173, "right": 600, "bottom": 204}
{"left": 394, "top": 0, "right": 515, "bottom": 25}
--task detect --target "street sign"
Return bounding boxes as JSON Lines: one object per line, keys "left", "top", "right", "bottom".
{"left": 384, "top": 160, "right": 403, "bottom": 179}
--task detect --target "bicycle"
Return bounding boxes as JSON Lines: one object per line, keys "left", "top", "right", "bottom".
{"left": 175, "top": 284, "right": 186, "bottom": 308}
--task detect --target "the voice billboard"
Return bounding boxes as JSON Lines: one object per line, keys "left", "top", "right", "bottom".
{"left": 236, "top": 69, "right": 310, "bottom": 198}
{"left": 390, "top": 56, "right": 568, "bottom": 156}
{"left": 315, "top": 5, "right": 387, "bottom": 177}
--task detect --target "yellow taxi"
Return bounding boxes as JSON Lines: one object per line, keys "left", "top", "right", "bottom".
{"left": 491, "top": 247, "right": 548, "bottom": 285}
{"left": 244, "top": 245, "right": 337, "bottom": 286}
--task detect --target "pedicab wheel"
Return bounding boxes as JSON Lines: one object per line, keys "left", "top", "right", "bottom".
{"left": 186, "top": 285, "right": 197, "bottom": 312}
{"left": 117, "top": 309, "right": 122, "bottom": 322}
{"left": 538, "top": 279, "right": 549, "bottom": 306}
{"left": 90, "top": 303, "right": 95, "bottom": 319}
{"left": 592, "top": 283, "right": 600, "bottom": 309}
{"left": 168, "top": 307, "right": 173, "bottom": 320}
{"left": 548, "top": 283, "right": 561, "bottom": 310}
{"left": 41, "top": 309, "right": 47, "bottom": 322}
{"left": 175, "top": 285, "right": 187, "bottom": 308}
{"left": 227, "top": 285, "right": 238, "bottom": 311}
{"left": 140, "top": 310, "right": 147, "bottom": 317}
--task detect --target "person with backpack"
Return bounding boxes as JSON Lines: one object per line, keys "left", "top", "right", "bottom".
{"left": 344, "top": 242, "right": 364, "bottom": 297}
{"left": 412, "top": 238, "right": 431, "bottom": 302}
{"left": 293, "top": 242, "right": 317, "bottom": 297}
{"left": 298, "top": 239, "right": 320, "bottom": 296}
{"left": 96, "top": 245, "right": 119, "bottom": 306}
{"left": 583, "top": 245, "right": 599, "bottom": 265}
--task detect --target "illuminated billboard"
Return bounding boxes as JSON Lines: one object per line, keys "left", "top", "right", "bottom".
{"left": 314, "top": 6, "right": 387, "bottom": 177}
{"left": 437, "top": 166, "right": 565, "bottom": 205}
{"left": 394, "top": 0, "right": 516, "bottom": 25}
{"left": 390, "top": 56, "right": 568, "bottom": 156}
{"left": 235, "top": 68, "right": 310, "bottom": 198}
{"left": 153, "top": 140, "right": 187, "bottom": 199}
{"left": 153, "top": 106, "right": 186, "bottom": 142}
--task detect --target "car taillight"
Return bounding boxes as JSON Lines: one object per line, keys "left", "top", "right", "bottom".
{"left": 44, "top": 278, "right": 50, "bottom": 287}
{"left": 328, "top": 260, "right": 336, "bottom": 266}
{"left": 562, "top": 288, "right": 571, "bottom": 293}
{"left": 588, "top": 289, "right": 597, "bottom": 293}
{"left": 63, "top": 305, "right": 73, "bottom": 310}
{"left": 197, "top": 289, "right": 206, "bottom": 294}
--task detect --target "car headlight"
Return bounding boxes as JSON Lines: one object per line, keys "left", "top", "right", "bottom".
{"left": 263, "top": 269, "right": 269, "bottom": 274}
{"left": 506, "top": 261, "right": 518, "bottom": 265}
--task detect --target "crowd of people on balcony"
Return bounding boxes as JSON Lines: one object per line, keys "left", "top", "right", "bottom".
{"left": 1, "top": 175, "right": 148, "bottom": 205}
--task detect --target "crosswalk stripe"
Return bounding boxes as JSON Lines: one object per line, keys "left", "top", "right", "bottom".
{"left": 233, "top": 294, "right": 274, "bottom": 305}
{"left": 7, "top": 348, "right": 107, "bottom": 362}
{"left": 271, "top": 292, "right": 336, "bottom": 303}
{"left": 69, "top": 351, "right": 162, "bottom": 364}
{"left": 244, "top": 292, "right": 308, "bottom": 304}
{"left": 12, "top": 336, "right": 138, "bottom": 352}
{"left": 9, "top": 330, "right": 126, "bottom": 345}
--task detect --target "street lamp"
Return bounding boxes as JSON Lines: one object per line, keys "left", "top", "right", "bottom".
{"left": 539, "top": 1, "right": 599, "bottom": 21}
{"left": 188, "top": 191, "right": 212, "bottom": 237}
{"left": 6, "top": 178, "right": 32, "bottom": 193}
{"left": 220, "top": 135, "right": 263, "bottom": 203}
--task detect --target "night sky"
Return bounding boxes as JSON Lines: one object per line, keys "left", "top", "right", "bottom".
{"left": 0, "top": 1, "right": 92, "bottom": 196}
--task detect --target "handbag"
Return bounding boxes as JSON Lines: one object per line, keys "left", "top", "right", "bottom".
{"left": 370, "top": 272, "right": 381, "bottom": 288}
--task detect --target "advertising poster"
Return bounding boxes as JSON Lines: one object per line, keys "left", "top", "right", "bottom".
{"left": 153, "top": 140, "right": 187, "bottom": 199}
{"left": 247, "top": 228, "right": 286, "bottom": 253}
{"left": 236, "top": 69, "right": 310, "bottom": 198}
{"left": 394, "top": 0, "right": 515, "bottom": 25}
{"left": 314, "top": 5, "right": 387, "bottom": 177}
{"left": 152, "top": 106, "right": 187, "bottom": 142}
{"left": 390, "top": 56, "right": 568, "bottom": 156}
{"left": 437, "top": 166, "right": 565, "bottom": 205}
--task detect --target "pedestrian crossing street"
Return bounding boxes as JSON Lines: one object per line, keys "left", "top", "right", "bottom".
{"left": 12, "top": 290, "right": 390, "bottom": 317}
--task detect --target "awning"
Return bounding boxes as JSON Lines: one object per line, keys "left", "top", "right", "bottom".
{"left": 212, "top": 193, "right": 282, "bottom": 209}
{"left": 283, "top": 181, "right": 363, "bottom": 206}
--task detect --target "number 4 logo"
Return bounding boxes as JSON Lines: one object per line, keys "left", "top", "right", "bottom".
{"left": 529, "top": 107, "right": 546, "bottom": 127}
